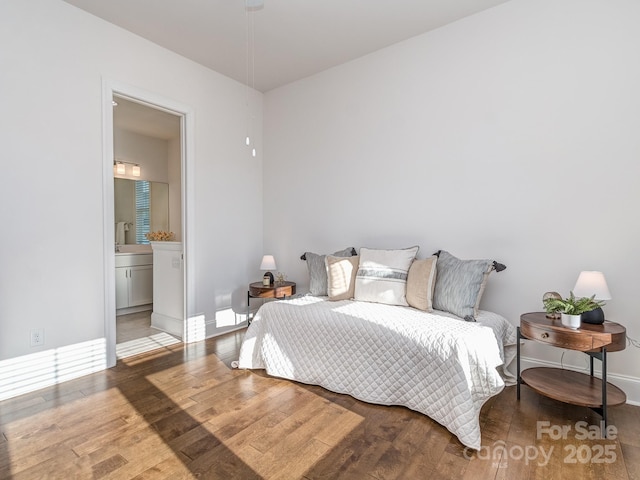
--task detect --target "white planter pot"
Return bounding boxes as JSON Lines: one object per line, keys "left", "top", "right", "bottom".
{"left": 561, "top": 313, "right": 581, "bottom": 329}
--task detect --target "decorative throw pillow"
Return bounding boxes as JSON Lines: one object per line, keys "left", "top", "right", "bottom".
{"left": 432, "top": 250, "right": 495, "bottom": 320}
{"left": 304, "top": 247, "right": 355, "bottom": 296}
{"left": 406, "top": 256, "right": 438, "bottom": 312}
{"left": 354, "top": 246, "right": 419, "bottom": 306}
{"left": 326, "top": 255, "right": 359, "bottom": 301}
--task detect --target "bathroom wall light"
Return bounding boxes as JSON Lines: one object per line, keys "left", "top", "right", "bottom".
{"left": 113, "top": 160, "right": 141, "bottom": 177}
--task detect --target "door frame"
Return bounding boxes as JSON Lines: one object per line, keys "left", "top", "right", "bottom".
{"left": 101, "top": 79, "right": 195, "bottom": 367}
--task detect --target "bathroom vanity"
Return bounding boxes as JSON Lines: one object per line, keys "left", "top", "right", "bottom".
{"left": 115, "top": 252, "right": 153, "bottom": 312}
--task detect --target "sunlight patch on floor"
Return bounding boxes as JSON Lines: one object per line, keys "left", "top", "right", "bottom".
{"left": 116, "top": 332, "right": 181, "bottom": 360}
{"left": 210, "top": 386, "right": 364, "bottom": 478}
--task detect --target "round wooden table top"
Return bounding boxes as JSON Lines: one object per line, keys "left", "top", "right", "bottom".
{"left": 520, "top": 312, "right": 626, "bottom": 353}
{"left": 249, "top": 281, "right": 296, "bottom": 299}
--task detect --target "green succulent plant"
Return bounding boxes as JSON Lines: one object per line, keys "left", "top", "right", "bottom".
{"left": 543, "top": 292, "right": 605, "bottom": 316}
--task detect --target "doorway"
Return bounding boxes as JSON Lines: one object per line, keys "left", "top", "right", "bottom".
{"left": 113, "top": 96, "right": 182, "bottom": 358}
{"left": 102, "top": 80, "right": 193, "bottom": 367}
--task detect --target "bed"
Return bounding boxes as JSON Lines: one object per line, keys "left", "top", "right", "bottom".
{"left": 237, "top": 294, "right": 517, "bottom": 450}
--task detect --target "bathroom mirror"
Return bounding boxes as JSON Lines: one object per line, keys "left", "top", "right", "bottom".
{"left": 114, "top": 178, "right": 169, "bottom": 244}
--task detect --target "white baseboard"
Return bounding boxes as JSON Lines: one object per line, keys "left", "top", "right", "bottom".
{"left": 183, "top": 314, "right": 206, "bottom": 343}
{"left": 151, "top": 312, "right": 184, "bottom": 339}
{"left": 205, "top": 323, "right": 247, "bottom": 340}
{"left": 0, "top": 339, "right": 107, "bottom": 401}
{"left": 519, "top": 356, "right": 640, "bottom": 406}
{"left": 0, "top": 315, "right": 245, "bottom": 402}
{"left": 116, "top": 304, "right": 152, "bottom": 316}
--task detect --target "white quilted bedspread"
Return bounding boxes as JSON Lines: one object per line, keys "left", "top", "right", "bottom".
{"left": 237, "top": 295, "right": 517, "bottom": 450}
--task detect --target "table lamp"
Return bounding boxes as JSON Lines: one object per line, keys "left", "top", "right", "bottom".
{"left": 260, "top": 255, "right": 277, "bottom": 286}
{"left": 572, "top": 271, "right": 611, "bottom": 324}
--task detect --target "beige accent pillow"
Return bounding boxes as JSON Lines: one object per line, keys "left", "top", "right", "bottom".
{"left": 326, "top": 255, "right": 359, "bottom": 301}
{"left": 406, "top": 256, "right": 438, "bottom": 312}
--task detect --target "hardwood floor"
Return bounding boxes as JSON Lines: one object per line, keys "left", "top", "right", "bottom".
{"left": 1, "top": 330, "right": 638, "bottom": 479}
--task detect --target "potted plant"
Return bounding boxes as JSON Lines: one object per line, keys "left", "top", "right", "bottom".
{"left": 543, "top": 292, "right": 605, "bottom": 329}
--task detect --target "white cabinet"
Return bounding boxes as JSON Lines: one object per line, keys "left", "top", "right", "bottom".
{"left": 150, "top": 242, "right": 184, "bottom": 338}
{"left": 115, "top": 266, "right": 129, "bottom": 310}
{"left": 115, "top": 253, "right": 153, "bottom": 310}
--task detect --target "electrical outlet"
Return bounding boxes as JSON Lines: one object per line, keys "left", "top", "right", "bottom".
{"left": 30, "top": 329, "right": 44, "bottom": 347}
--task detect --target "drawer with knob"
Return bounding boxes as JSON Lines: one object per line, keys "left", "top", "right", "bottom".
{"left": 519, "top": 312, "right": 626, "bottom": 353}
{"left": 520, "top": 322, "right": 595, "bottom": 350}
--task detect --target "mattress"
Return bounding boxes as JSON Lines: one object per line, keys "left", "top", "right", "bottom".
{"left": 237, "top": 295, "right": 517, "bottom": 449}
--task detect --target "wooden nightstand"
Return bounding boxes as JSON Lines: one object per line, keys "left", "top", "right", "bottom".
{"left": 517, "top": 312, "right": 626, "bottom": 430}
{"left": 246, "top": 281, "right": 296, "bottom": 324}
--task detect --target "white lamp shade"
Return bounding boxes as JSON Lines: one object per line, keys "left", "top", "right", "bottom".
{"left": 245, "top": 0, "right": 264, "bottom": 10}
{"left": 115, "top": 162, "right": 126, "bottom": 175}
{"left": 260, "top": 255, "right": 277, "bottom": 271}
{"left": 132, "top": 165, "right": 141, "bottom": 177}
{"left": 572, "top": 271, "right": 611, "bottom": 300}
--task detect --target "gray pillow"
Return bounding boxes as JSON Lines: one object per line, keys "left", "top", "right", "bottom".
{"left": 305, "top": 247, "right": 355, "bottom": 296}
{"left": 432, "top": 250, "right": 494, "bottom": 321}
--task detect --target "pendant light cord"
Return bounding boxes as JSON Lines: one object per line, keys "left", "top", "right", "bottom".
{"left": 245, "top": 5, "right": 251, "bottom": 146}
{"left": 245, "top": 3, "right": 257, "bottom": 157}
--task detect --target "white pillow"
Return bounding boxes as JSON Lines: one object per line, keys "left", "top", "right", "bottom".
{"left": 354, "top": 246, "right": 419, "bottom": 306}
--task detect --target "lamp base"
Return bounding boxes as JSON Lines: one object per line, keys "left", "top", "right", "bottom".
{"left": 263, "top": 271, "right": 274, "bottom": 286}
{"left": 581, "top": 307, "right": 605, "bottom": 325}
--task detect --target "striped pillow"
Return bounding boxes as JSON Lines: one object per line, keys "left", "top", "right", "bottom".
{"left": 406, "top": 255, "right": 438, "bottom": 312}
{"left": 354, "top": 246, "right": 419, "bottom": 306}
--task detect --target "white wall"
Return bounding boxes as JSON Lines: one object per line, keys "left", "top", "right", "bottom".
{"left": 114, "top": 128, "right": 173, "bottom": 242}
{"left": 114, "top": 128, "right": 169, "bottom": 183}
{"left": 168, "top": 137, "right": 182, "bottom": 241}
{"left": 264, "top": 0, "right": 640, "bottom": 396}
{"left": 0, "top": 0, "right": 263, "bottom": 373}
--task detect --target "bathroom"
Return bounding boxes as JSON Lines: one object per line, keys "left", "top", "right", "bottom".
{"left": 112, "top": 95, "right": 182, "bottom": 355}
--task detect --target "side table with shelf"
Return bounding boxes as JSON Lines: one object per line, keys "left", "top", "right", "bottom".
{"left": 517, "top": 312, "right": 626, "bottom": 430}
{"left": 247, "top": 281, "right": 296, "bottom": 324}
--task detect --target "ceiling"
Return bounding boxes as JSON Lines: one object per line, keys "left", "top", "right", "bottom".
{"left": 63, "top": 0, "right": 510, "bottom": 92}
